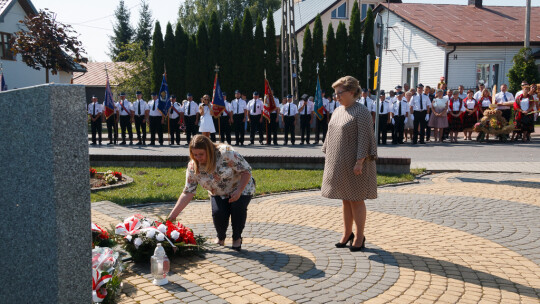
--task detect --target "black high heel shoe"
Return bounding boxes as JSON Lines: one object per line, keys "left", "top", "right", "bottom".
{"left": 349, "top": 236, "right": 366, "bottom": 252}
{"left": 335, "top": 233, "right": 354, "bottom": 248}
{"left": 231, "top": 238, "right": 242, "bottom": 251}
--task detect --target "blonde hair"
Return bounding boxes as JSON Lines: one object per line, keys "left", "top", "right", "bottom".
{"left": 189, "top": 135, "right": 219, "bottom": 174}
{"left": 332, "top": 76, "right": 361, "bottom": 99}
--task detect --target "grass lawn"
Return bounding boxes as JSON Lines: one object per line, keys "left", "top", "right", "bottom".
{"left": 91, "top": 167, "right": 425, "bottom": 206}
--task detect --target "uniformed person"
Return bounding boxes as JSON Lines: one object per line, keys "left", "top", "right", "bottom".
{"left": 219, "top": 92, "right": 233, "bottom": 144}
{"left": 133, "top": 91, "right": 148, "bottom": 145}
{"left": 147, "top": 92, "right": 165, "bottom": 146}
{"left": 88, "top": 95, "right": 102, "bottom": 145}
{"left": 327, "top": 93, "right": 340, "bottom": 122}
{"left": 314, "top": 90, "right": 329, "bottom": 144}
{"left": 298, "top": 93, "right": 314, "bottom": 145}
{"left": 391, "top": 91, "right": 410, "bottom": 144}
{"left": 377, "top": 90, "right": 392, "bottom": 145}
{"left": 106, "top": 98, "right": 119, "bottom": 145}
{"left": 282, "top": 94, "right": 298, "bottom": 145}
{"left": 168, "top": 95, "right": 184, "bottom": 145}
{"left": 247, "top": 91, "right": 264, "bottom": 145}
{"left": 117, "top": 92, "right": 134, "bottom": 145}
{"left": 267, "top": 90, "right": 280, "bottom": 145}
{"left": 359, "top": 88, "right": 375, "bottom": 123}
{"left": 230, "top": 90, "right": 247, "bottom": 146}
{"left": 183, "top": 93, "right": 199, "bottom": 145}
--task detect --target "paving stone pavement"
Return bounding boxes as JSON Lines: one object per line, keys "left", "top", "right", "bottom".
{"left": 92, "top": 172, "right": 540, "bottom": 303}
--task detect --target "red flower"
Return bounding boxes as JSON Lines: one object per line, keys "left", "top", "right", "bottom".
{"left": 90, "top": 168, "right": 97, "bottom": 176}
{"left": 112, "top": 171, "right": 122, "bottom": 179}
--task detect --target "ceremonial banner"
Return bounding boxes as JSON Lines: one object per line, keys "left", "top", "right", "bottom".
{"left": 103, "top": 77, "right": 115, "bottom": 119}
{"left": 158, "top": 74, "right": 171, "bottom": 116}
{"left": 262, "top": 78, "right": 276, "bottom": 121}
{"left": 314, "top": 77, "right": 325, "bottom": 120}
{"left": 211, "top": 74, "right": 226, "bottom": 117}
{"left": 0, "top": 73, "right": 7, "bottom": 91}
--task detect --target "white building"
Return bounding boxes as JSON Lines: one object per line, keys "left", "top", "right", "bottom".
{"left": 374, "top": 0, "right": 540, "bottom": 92}
{"left": 0, "top": 0, "right": 85, "bottom": 90}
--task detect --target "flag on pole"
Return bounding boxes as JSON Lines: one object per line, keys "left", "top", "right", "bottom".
{"left": 211, "top": 73, "right": 226, "bottom": 117}
{"left": 262, "top": 78, "right": 276, "bottom": 121}
{"left": 103, "top": 76, "right": 115, "bottom": 119}
{"left": 157, "top": 73, "right": 171, "bottom": 116}
{"left": 314, "top": 76, "right": 325, "bottom": 120}
{"left": 0, "top": 72, "right": 7, "bottom": 91}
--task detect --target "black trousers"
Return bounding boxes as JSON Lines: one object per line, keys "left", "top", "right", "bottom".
{"left": 185, "top": 115, "right": 197, "bottom": 144}
{"left": 501, "top": 109, "right": 512, "bottom": 122}
{"left": 249, "top": 114, "right": 263, "bottom": 144}
{"left": 119, "top": 115, "right": 133, "bottom": 143}
{"left": 169, "top": 117, "right": 180, "bottom": 144}
{"left": 233, "top": 114, "right": 245, "bottom": 145}
{"left": 211, "top": 195, "right": 251, "bottom": 241}
{"left": 149, "top": 116, "right": 163, "bottom": 144}
{"left": 392, "top": 116, "right": 405, "bottom": 144}
{"left": 219, "top": 116, "right": 232, "bottom": 144}
{"left": 211, "top": 117, "right": 219, "bottom": 142}
{"left": 284, "top": 116, "right": 295, "bottom": 144}
{"left": 315, "top": 115, "right": 328, "bottom": 143}
{"left": 106, "top": 116, "right": 118, "bottom": 144}
{"left": 300, "top": 115, "right": 311, "bottom": 143}
{"left": 268, "top": 113, "right": 278, "bottom": 144}
{"left": 378, "top": 114, "right": 389, "bottom": 144}
{"left": 134, "top": 115, "right": 146, "bottom": 142}
{"left": 90, "top": 116, "right": 102, "bottom": 144}
{"left": 413, "top": 110, "right": 427, "bottom": 144}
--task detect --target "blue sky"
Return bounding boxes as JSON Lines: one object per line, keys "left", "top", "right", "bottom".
{"left": 29, "top": 0, "right": 540, "bottom": 61}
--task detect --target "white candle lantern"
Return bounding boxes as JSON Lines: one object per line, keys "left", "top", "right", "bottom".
{"left": 150, "top": 243, "right": 170, "bottom": 285}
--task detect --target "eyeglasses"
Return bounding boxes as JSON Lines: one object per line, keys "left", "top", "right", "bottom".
{"left": 334, "top": 90, "right": 349, "bottom": 96}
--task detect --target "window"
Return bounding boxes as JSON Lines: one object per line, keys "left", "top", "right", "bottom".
{"left": 476, "top": 62, "right": 500, "bottom": 88}
{"left": 404, "top": 65, "right": 419, "bottom": 89}
{"left": 331, "top": 3, "right": 347, "bottom": 19}
{"left": 0, "top": 32, "right": 14, "bottom": 60}
{"left": 361, "top": 4, "right": 375, "bottom": 20}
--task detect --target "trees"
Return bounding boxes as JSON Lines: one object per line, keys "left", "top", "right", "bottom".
{"left": 265, "top": 10, "right": 279, "bottom": 97}
{"left": 11, "top": 9, "right": 87, "bottom": 83}
{"left": 241, "top": 9, "right": 254, "bottom": 95}
{"left": 312, "top": 14, "right": 324, "bottom": 84}
{"left": 113, "top": 42, "right": 152, "bottom": 99}
{"left": 348, "top": 1, "right": 363, "bottom": 85}
{"left": 300, "top": 26, "right": 314, "bottom": 96}
{"left": 163, "top": 23, "right": 176, "bottom": 93}
{"left": 253, "top": 17, "right": 265, "bottom": 92}
{"left": 231, "top": 18, "right": 242, "bottom": 92}
{"left": 174, "top": 22, "right": 188, "bottom": 98}
{"left": 219, "top": 21, "right": 234, "bottom": 93}
{"left": 362, "top": 7, "right": 376, "bottom": 91}
{"left": 134, "top": 0, "right": 153, "bottom": 55}
{"left": 324, "top": 23, "right": 337, "bottom": 94}
{"left": 185, "top": 35, "right": 199, "bottom": 97}
{"left": 109, "top": 0, "right": 134, "bottom": 61}
{"left": 208, "top": 12, "right": 221, "bottom": 69}
{"left": 508, "top": 47, "right": 539, "bottom": 93}
{"left": 150, "top": 21, "right": 164, "bottom": 93}
{"left": 335, "top": 22, "right": 348, "bottom": 80}
{"left": 196, "top": 21, "right": 211, "bottom": 96}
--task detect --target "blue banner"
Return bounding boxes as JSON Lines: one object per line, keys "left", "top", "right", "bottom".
{"left": 158, "top": 74, "right": 171, "bottom": 116}
{"left": 314, "top": 77, "right": 325, "bottom": 120}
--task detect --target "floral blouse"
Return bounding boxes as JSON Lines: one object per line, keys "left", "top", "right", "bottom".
{"left": 183, "top": 145, "right": 255, "bottom": 197}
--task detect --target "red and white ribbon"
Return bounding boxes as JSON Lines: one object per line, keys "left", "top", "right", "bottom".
{"left": 92, "top": 268, "right": 112, "bottom": 303}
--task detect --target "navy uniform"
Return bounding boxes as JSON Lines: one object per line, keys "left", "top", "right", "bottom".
{"left": 377, "top": 90, "right": 392, "bottom": 145}
{"left": 267, "top": 93, "right": 280, "bottom": 145}
{"left": 230, "top": 90, "right": 247, "bottom": 146}
{"left": 410, "top": 84, "right": 432, "bottom": 144}
{"left": 88, "top": 95, "right": 103, "bottom": 145}
{"left": 219, "top": 92, "right": 233, "bottom": 144}
{"left": 133, "top": 91, "right": 148, "bottom": 145}
{"left": 183, "top": 93, "right": 199, "bottom": 145}
{"left": 147, "top": 92, "right": 165, "bottom": 145}
{"left": 391, "top": 91, "right": 410, "bottom": 144}
{"left": 106, "top": 100, "right": 119, "bottom": 145}
{"left": 247, "top": 91, "right": 264, "bottom": 145}
{"left": 314, "top": 92, "right": 330, "bottom": 144}
{"left": 282, "top": 95, "right": 298, "bottom": 145}
{"left": 117, "top": 92, "right": 134, "bottom": 145}
{"left": 168, "top": 95, "right": 184, "bottom": 145}
{"left": 358, "top": 88, "right": 374, "bottom": 123}
{"left": 298, "top": 94, "right": 314, "bottom": 144}
{"left": 327, "top": 95, "right": 340, "bottom": 122}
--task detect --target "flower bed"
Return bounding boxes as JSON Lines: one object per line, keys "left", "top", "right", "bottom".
{"left": 91, "top": 168, "right": 133, "bottom": 191}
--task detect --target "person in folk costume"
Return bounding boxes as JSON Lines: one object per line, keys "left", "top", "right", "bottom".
{"left": 183, "top": 93, "right": 199, "bottom": 145}
{"left": 478, "top": 88, "right": 493, "bottom": 140}
{"left": 403, "top": 91, "right": 415, "bottom": 142}
{"left": 133, "top": 91, "right": 149, "bottom": 145}
{"left": 530, "top": 84, "right": 538, "bottom": 131}
{"left": 219, "top": 92, "right": 233, "bottom": 145}
{"left": 168, "top": 95, "right": 184, "bottom": 145}
{"left": 390, "top": 91, "right": 410, "bottom": 144}
{"left": 230, "top": 90, "right": 248, "bottom": 146}
{"left": 88, "top": 95, "right": 103, "bottom": 145}
{"left": 462, "top": 90, "right": 480, "bottom": 141}
{"left": 513, "top": 85, "right": 535, "bottom": 142}
{"left": 428, "top": 89, "right": 449, "bottom": 143}
{"left": 447, "top": 90, "right": 465, "bottom": 143}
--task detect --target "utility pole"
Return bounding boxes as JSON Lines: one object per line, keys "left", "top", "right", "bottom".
{"left": 281, "top": 0, "right": 299, "bottom": 101}
{"left": 525, "top": 0, "right": 531, "bottom": 48}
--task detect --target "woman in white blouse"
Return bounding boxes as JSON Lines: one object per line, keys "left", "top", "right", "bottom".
{"left": 513, "top": 85, "right": 536, "bottom": 142}
{"left": 447, "top": 90, "right": 465, "bottom": 143}
{"left": 168, "top": 135, "right": 255, "bottom": 251}
{"left": 198, "top": 95, "right": 216, "bottom": 137}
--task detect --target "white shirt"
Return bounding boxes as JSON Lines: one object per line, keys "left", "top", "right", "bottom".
{"left": 517, "top": 96, "right": 531, "bottom": 111}
{"left": 183, "top": 100, "right": 198, "bottom": 116}
{"left": 392, "top": 98, "right": 410, "bottom": 116}
{"left": 321, "top": 98, "right": 329, "bottom": 114}
{"left": 118, "top": 99, "right": 133, "bottom": 116}
{"left": 458, "top": 92, "right": 467, "bottom": 100}
{"left": 448, "top": 98, "right": 466, "bottom": 112}
{"left": 221, "top": 101, "right": 231, "bottom": 116}
{"left": 479, "top": 97, "right": 491, "bottom": 108}
{"left": 282, "top": 102, "right": 298, "bottom": 116}
{"left": 271, "top": 97, "right": 280, "bottom": 113}
{"left": 410, "top": 93, "right": 431, "bottom": 111}
{"left": 88, "top": 102, "right": 103, "bottom": 116}
{"left": 465, "top": 97, "right": 477, "bottom": 109}
{"left": 377, "top": 98, "right": 392, "bottom": 115}
{"left": 495, "top": 91, "right": 515, "bottom": 110}
{"left": 327, "top": 100, "right": 340, "bottom": 113}
{"left": 148, "top": 99, "right": 162, "bottom": 116}
{"left": 298, "top": 99, "right": 314, "bottom": 115}
{"left": 247, "top": 98, "right": 264, "bottom": 115}
{"left": 358, "top": 96, "right": 373, "bottom": 112}
{"left": 133, "top": 99, "right": 148, "bottom": 116}
{"left": 473, "top": 90, "right": 484, "bottom": 101}
{"left": 231, "top": 98, "right": 247, "bottom": 115}
{"left": 169, "top": 102, "right": 184, "bottom": 119}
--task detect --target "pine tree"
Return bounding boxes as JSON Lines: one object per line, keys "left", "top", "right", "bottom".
{"left": 196, "top": 21, "right": 211, "bottom": 97}
{"left": 335, "top": 22, "right": 348, "bottom": 80}
{"left": 265, "top": 10, "right": 279, "bottom": 97}
{"left": 231, "top": 18, "right": 242, "bottom": 93}
{"left": 362, "top": 7, "right": 376, "bottom": 91}
{"left": 508, "top": 47, "right": 540, "bottom": 93}
{"left": 151, "top": 21, "right": 164, "bottom": 93}
{"left": 134, "top": 0, "right": 153, "bottom": 54}
{"left": 185, "top": 35, "right": 199, "bottom": 98}
{"left": 241, "top": 9, "right": 254, "bottom": 95}
{"left": 208, "top": 12, "right": 221, "bottom": 68}
{"left": 163, "top": 23, "right": 176, "bottom": 94}
{"left": 174, "top": 22, "right": 188, "bottom": 98}
{"left": 300, "top": 26, "right": 313, "bottom": 96}
{"left": 253, "top": 16, "right": 265, "bottom": 93}
{"left": 348, "top": 1, "right": 363, "bottom": 84}
{"left": 219, "top": 21, "right": 233, "bottom": 94}
{"left": 325, "top": 23, "right": 337, "bottom": 94}
{"left": 312, "top": 14, "right": 324, "bottom": 86}
{"left": 109, "top": 0, "right": 134, "bottom": 61}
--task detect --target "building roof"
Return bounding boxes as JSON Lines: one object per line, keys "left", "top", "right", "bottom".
{"left": 0, "top": 0, "right": 37, "bottom": 22}
{"left": 376, "top": 3, "right": 540, "bottom": 46}
{"left": 73, "top": 62, "right": 130, "bottom": 87}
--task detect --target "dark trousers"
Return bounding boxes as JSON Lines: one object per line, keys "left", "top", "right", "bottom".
{"left": 169, "top": 117, "right": 180, "bottom": 144}
{"left": 378, "top": 114, "right": 389, "bottom": 144}
{"left": 413, "top": 110, "right": 427, "bottom": 144}
{"left": 392, "top": 116, "right": 405, "bottom": 144}
{"left": 300, "top": 115, "right": 311, "bottom": 143}
{"left": 149, "top": 116, "right": 163, "bottom": 144}
{"left": 315, "top": 115, "right": 328, "bottom": 143}
{"left": 249, "top": 114, "right": 263, "bottom": 144}
{"left": 284, "top": 116, "right": 295, "bottom": 144}
{"left": 185, "top": 115, "right": 197, "bottom": 144}
{"left": 233, "top": 114, "right": 245, "bottom": 145}
{"left": 211, "top": 195, "right": 251, "bottom": 241}
{"left": 90, "top": 116, "right": 102, "bottom": 144}
{"left": 219, "top": 116, "right": 232, "bottom": 144}
{"left": 211, "top": 117, "right": 219, "bottom": 142}
{"left": 268, "top": 113, "right": 278, "bottom": 144}
{"left": 501, "top": 109, "right": 512, "bottom": 122}
{"left": 134, "top": 115, "right": 146, "bottom": 143}
{"left": 106, "top": 116, "right": 118, "bottom": 144}
{"left": 119, "top": 115, "right": 133, "bottom": 143}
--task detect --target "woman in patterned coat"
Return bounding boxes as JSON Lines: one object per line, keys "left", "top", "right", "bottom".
{"left": 322, "top": 76, "right": 378, "bottom": 252}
